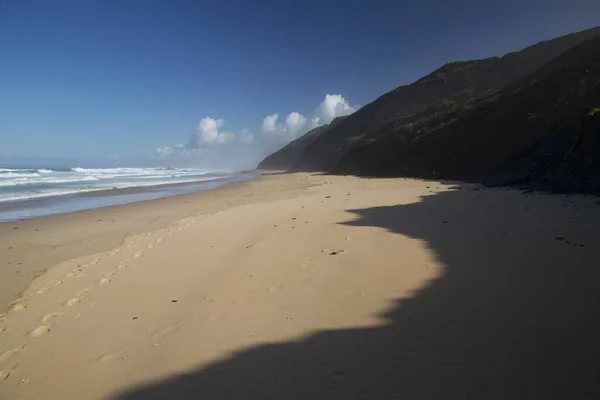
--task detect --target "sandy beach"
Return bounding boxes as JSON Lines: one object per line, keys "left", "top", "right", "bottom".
{"left": 1, "top": 172, "right": 600, "bottom": 399}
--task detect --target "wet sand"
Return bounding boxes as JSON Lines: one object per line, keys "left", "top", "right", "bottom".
{"left": 1, "top": 173, "right": 600, "bottom": 399}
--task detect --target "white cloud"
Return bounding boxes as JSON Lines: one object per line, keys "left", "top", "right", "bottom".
{"left": 316, "top": 94, "right": 357, "bottom": 124}
{"left": 190, "top": 117, "right": 234, "bottom": 147}
{"left": 261, "top": 113, "right": 279, "bottom": 134}
{"left": 155, "top": 93, "right": 359, "bottom": 169}
{"left": 259, "top": 94, "right": 356, "bottom": 140}
{"left": 285, "top": 112, "right": 307, "bottom": 137}
{"left": 310, "top": 116, "right": 321, "bottom": 129}
{"left": 260, "top": 111, "right": 307, "bottom": 139}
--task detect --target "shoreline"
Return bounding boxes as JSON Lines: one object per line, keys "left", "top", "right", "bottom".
{"left": 0, "top": 171, "right": 258, "bottom": 223}
{"left": 0, "top": 173, "right": 270, "bottom": 312}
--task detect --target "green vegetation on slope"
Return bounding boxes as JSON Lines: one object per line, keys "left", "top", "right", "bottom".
{"left": 333, "top": 38, "right": 600, "bottom": 194}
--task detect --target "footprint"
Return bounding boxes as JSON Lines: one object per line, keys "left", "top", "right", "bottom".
{"left": 97, "top": 354, "right": 116, "bottom": 363}
{"left": 11, "top": 303, "right": 27, "bottom": 312}
{"left": 19, "top": 377, "right": 30, "bottom": 386}
{"left": 0, "top": 348, "right": 21, "bottom": 363}
{"left": 65, "top": 298, "right": 81, "bottom": 307}
{"left": 35, "top": 280, "right": 63, "bottom": 295}
{"left": 30, "top": 325, "right": 51, "bottom": 338}
{"left": 109, "top": 269, "right": 121, "bottom": 277}
{"left": 151, "top": 321, "right": 181, "bottom": 345}
{"left": 9, "top": 297, "right": 29, "bottom": 312}
{"left": 41, "top": 312, "right": 61, "bottom": 324}
{"left": 67, "top": 269, "right": 84, "bottom": 278}
{"left": 268, "top": 286, "right": 281, "bottom": 293}
{"left": 97, "top": 353, "right": 124, "bottom": 363}
{"left": 76, "top": 288, "right": 91, "bottom": 296}
{"left": 100, "top": 271, "right": 118, "bottom": 285}
{"left": 133, "top": 252, "right": 144, "bottom": 259}
{"left": 0, "top": 368, "right": 11, "bottom": 382}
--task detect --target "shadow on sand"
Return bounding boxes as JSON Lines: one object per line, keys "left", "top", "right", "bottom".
{"left": 113, "top": 189, "right": 600, "bottom": 399}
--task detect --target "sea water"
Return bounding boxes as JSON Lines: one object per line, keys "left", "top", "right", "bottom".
{"left": 0, "top": 167, "right": 255, "bottom": 221}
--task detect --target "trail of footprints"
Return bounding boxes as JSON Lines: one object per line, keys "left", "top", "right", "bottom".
{"left": 2, "top": 211, "right": 319, "bottom": 383}
{"left": 0, "top": 216, "right": 209, "bottom": 384}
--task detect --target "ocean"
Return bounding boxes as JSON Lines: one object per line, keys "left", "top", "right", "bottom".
{"left": 0, "top": 167, "right": 256, "bottom": 222}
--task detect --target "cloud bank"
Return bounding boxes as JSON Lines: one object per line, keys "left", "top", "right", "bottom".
{"left": 156, "top": 94, "right": 358, "bottom": 169}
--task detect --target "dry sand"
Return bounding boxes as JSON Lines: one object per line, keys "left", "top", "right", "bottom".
{"left": 1, "top": 173, "right": 600, "bottom": 399}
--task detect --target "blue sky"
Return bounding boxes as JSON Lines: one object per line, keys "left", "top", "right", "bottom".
{"left": 1, "top": 0, "right": 599, "bottom": 168}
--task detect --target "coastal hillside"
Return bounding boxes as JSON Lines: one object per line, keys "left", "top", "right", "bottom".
{"left": 258, "top": 116, "right": 347, "bottom": 170}
{"left": 333, "top": 38, "right": 600, "bottom": 193}
{"left": 258, "top": 26, "right": 600, "bottom": 186}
